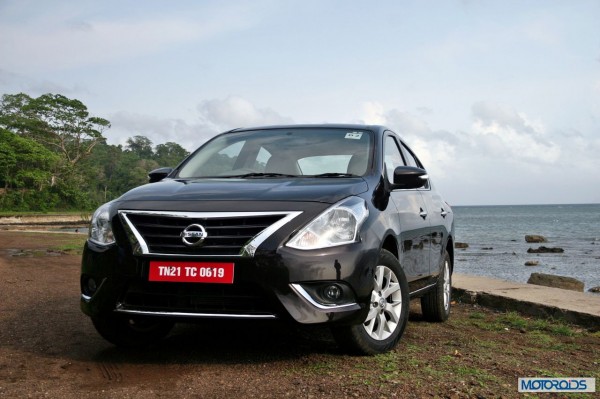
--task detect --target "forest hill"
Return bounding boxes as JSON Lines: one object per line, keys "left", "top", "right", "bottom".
{"left": 0, "top": 92, "right": 189, "bottom": 212}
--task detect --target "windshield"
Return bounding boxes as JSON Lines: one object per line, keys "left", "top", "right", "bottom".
{"left": 177, "top": 128, "right": 373, "bottom": 178}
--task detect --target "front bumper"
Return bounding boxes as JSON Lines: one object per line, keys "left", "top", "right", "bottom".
{"left": 80, "top": 239, "right": 379, "bottom": 325}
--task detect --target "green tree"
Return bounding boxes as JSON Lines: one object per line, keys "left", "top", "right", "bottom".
{"left": 0, "top": 93, "right": 110, "bottom": 169}
{"left": 0, "top": 92, "right": 193, "bottom": 211}
{"left": 0, "top": 92, "right": 110, "bottom": 210}
{"left": 154, "top": 142, "right": 189, "bottom": 167}
{"left": 0, "top": 129, "right": 61, "bottom": 211}
{"left": 80, "top": 141, "right": 124, "bottom": 204}
{"left": 0, "top": 128, "right": 59, "bottom": 190}
{"left": 126, "top": 135, "right": 154, "bottom": 159}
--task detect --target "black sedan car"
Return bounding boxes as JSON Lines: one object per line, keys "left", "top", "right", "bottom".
{"left": 81, "top": 124, "right": 454, "bottom": 355}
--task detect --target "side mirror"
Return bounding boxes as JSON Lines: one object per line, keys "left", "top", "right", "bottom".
{"left": 391, "top": 166, "right": 428, "bottom": 189}
{"left": 148, "top": 167, "right": 173, "bottom": 183}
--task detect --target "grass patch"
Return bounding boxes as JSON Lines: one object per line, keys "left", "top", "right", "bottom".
{"left": 527, "top": 330, "right": 555, "bottom": 347}
{"left": 533, "top": 368, "right": 565, "bottom": 378}
{"left": 498, "top": 311, "right": 528, "bottom": 329}
{"left": 305, "top": 359, "right": 338, "bottom": 373}
{"left": 52, "top": 240, "right": 87, "bottom": 253}
{"left": 49, "top": 235, "right": 87, "bottom": 255}
{"left": 373, "top": 351, "right": 399, "bottom": 372}
{"left": 549, "top": 324, "right": 575, "bottom": 337}
{"left": 469, "top": 311, "right": 486, "bottom": 320}
{"left": 462, "top": 309, "right": 580, "bottom": 339}
{"left": 529, "top": 318, "right": 549, "bottom": 330}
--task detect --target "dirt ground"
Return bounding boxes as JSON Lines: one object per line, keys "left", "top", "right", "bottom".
{"left": 0, "top": 230, "right": 598, "bottom": 399}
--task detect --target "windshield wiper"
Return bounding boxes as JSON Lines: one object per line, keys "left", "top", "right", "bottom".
{"left": 223, "top": 172, "right": 299, "bottom": 178}
{"left": 310, "top": 173, "right": 359, "bottom": 178}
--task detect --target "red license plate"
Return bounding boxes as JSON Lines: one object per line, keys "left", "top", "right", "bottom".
{"left": 149, "top": 261, "right": 234, "bottom": 284}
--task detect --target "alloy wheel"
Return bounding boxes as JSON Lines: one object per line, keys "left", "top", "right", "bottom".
{"left": 363, "top": 265, "right": 403, "bottom": 340}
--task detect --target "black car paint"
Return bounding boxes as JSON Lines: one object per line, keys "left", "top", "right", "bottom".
{"left": 81, "top": 124, "right": 454, "bottom": 327}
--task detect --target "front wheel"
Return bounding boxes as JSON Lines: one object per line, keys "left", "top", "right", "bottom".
{"left": 91, "top": 314, "right": 174, "bottom": 348}
{"left": 331, "top": 249, "right": 409, "bottom": 355}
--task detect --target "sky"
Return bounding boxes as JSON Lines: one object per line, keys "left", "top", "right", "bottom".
{"left": 1, "top": 0, "right": 599, "bottom": 205}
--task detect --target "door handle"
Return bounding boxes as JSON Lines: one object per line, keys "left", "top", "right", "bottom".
{"left": 441, "top": 208, "right": 448, "bottom": 218}
{"left": 419, "top": 208, "right": 427, "bottom": 220}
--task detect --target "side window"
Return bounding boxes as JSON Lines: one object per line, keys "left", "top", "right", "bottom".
{"left": 384, "top": 136, "right": 405, "bottom": 183}
{"left": 400, "top": 143, "right": 420, "bottom": 168}
{"left": 401, "top": 142, "right": 430, "bottom": 189}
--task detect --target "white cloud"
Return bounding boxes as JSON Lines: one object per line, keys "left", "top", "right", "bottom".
{"left": 359, "top": 102, "right": 386, "bottom": 125}
{"left": 197, "top": 96, "right": 293, "bottom": 131}
{"left": 0, "top": 3, "right": 261, "bottom": 71}
{"left": 470, "top": 101, "right": 560, "bottom": 164}
{"left": 108, "top": 111, "right": 215, "bottom": 152}
{"left": 108, "top": 96, "right": 293, "bottom": 152}
{"left": 356, "top": 100, "right": 600, "bottom": 204}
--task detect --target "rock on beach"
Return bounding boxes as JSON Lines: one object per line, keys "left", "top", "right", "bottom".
{"left": 527, "top": 246, "right": 564, "bottom": 254}
{"left": 525, "top": 235, "right": 547, "bottom": 243}
{"left": 524, "top": 260, "right": 539, "bottom": 266}
{"left": 527, "top": 272, "right": 584, "bottom": 292}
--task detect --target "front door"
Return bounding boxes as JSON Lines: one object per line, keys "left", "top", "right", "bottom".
{"left": 383, "top": 134, "right": 431, "bottom": 282}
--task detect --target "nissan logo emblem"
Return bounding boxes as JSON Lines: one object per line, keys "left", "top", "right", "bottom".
{"left": 180, "top": 224, "right": 207, "bottom": 247}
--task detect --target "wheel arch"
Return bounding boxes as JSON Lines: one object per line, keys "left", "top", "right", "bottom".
{"left": 446, "top": 235, "right": 454, "bottom": 273}
{"left": 380, "top": 233, "right": 399, "bottom": 261}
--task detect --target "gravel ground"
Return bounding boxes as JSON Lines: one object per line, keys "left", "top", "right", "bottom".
{"left": 0, "top": 231, "right": 598, "bottom": 398}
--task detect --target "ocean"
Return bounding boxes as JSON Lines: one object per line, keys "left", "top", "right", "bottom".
{"left": 452, "top": 204, "right": 600, "bottom": 292}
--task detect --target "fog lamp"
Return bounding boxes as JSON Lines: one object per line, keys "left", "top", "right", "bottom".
{"left": 323, "top": 284, "right": 342, "bottom": 301}
{"left": 86, "top": 278, "right": 97, "bottom": 295}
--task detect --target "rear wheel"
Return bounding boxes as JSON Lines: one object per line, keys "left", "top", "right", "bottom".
{"left": 91, "top": 314, "right": 174, "bottom": 348}
{"left": 421, "top": 249, "right": 452, "bottom": 322}
{"left": 332, "top": 249, "right": 409, "bottom": 355}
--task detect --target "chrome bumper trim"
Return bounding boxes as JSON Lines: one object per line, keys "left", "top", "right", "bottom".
{"left": 113, "top": 306, "right": 278, "bottom": 320}
{"left": 290, "top": 283, "right": 360, "bottom": 312}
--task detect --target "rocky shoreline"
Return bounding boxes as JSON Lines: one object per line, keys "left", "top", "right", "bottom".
{"left": 457, "top": 234, "right": 600, "bottom": 294}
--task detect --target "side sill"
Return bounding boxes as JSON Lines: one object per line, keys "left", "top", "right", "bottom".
{"left": 408, "top": 283, "right": 436, "bottom": 299}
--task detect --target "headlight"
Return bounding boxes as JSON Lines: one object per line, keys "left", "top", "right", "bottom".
{"left": 287, "top": 197, "right": 369, "bottom": 250}
{"left": 89, "top": 202, "right": 115, "bottom": 246}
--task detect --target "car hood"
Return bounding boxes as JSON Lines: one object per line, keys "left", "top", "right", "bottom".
{"left": 117, "top": 177, "right": 369, "bottom": 204}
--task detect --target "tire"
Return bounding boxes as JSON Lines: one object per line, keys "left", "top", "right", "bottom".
{"left": 421, "top": 249, "right": 452, "bottom": 322}
{"left": 332, "top": 249, "right": 409, "bottom": 355}
{"left": 91, "top": 314, "right": 174, "bottom": 348}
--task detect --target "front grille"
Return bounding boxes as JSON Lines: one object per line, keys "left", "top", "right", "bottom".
{"left": 119, "top": 211, "right": 299, "bottom": 257}
{"left": 120, "top": 281, "right": 279, "bottom": 316}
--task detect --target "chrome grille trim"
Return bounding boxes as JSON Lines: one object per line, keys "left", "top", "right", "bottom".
{"left": 118, "top": 210, "right": 302, "bottom": 257}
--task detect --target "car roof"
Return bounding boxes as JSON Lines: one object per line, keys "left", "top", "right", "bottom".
{"left": 228, "top": 124, "right": 390, "bottom": 135}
